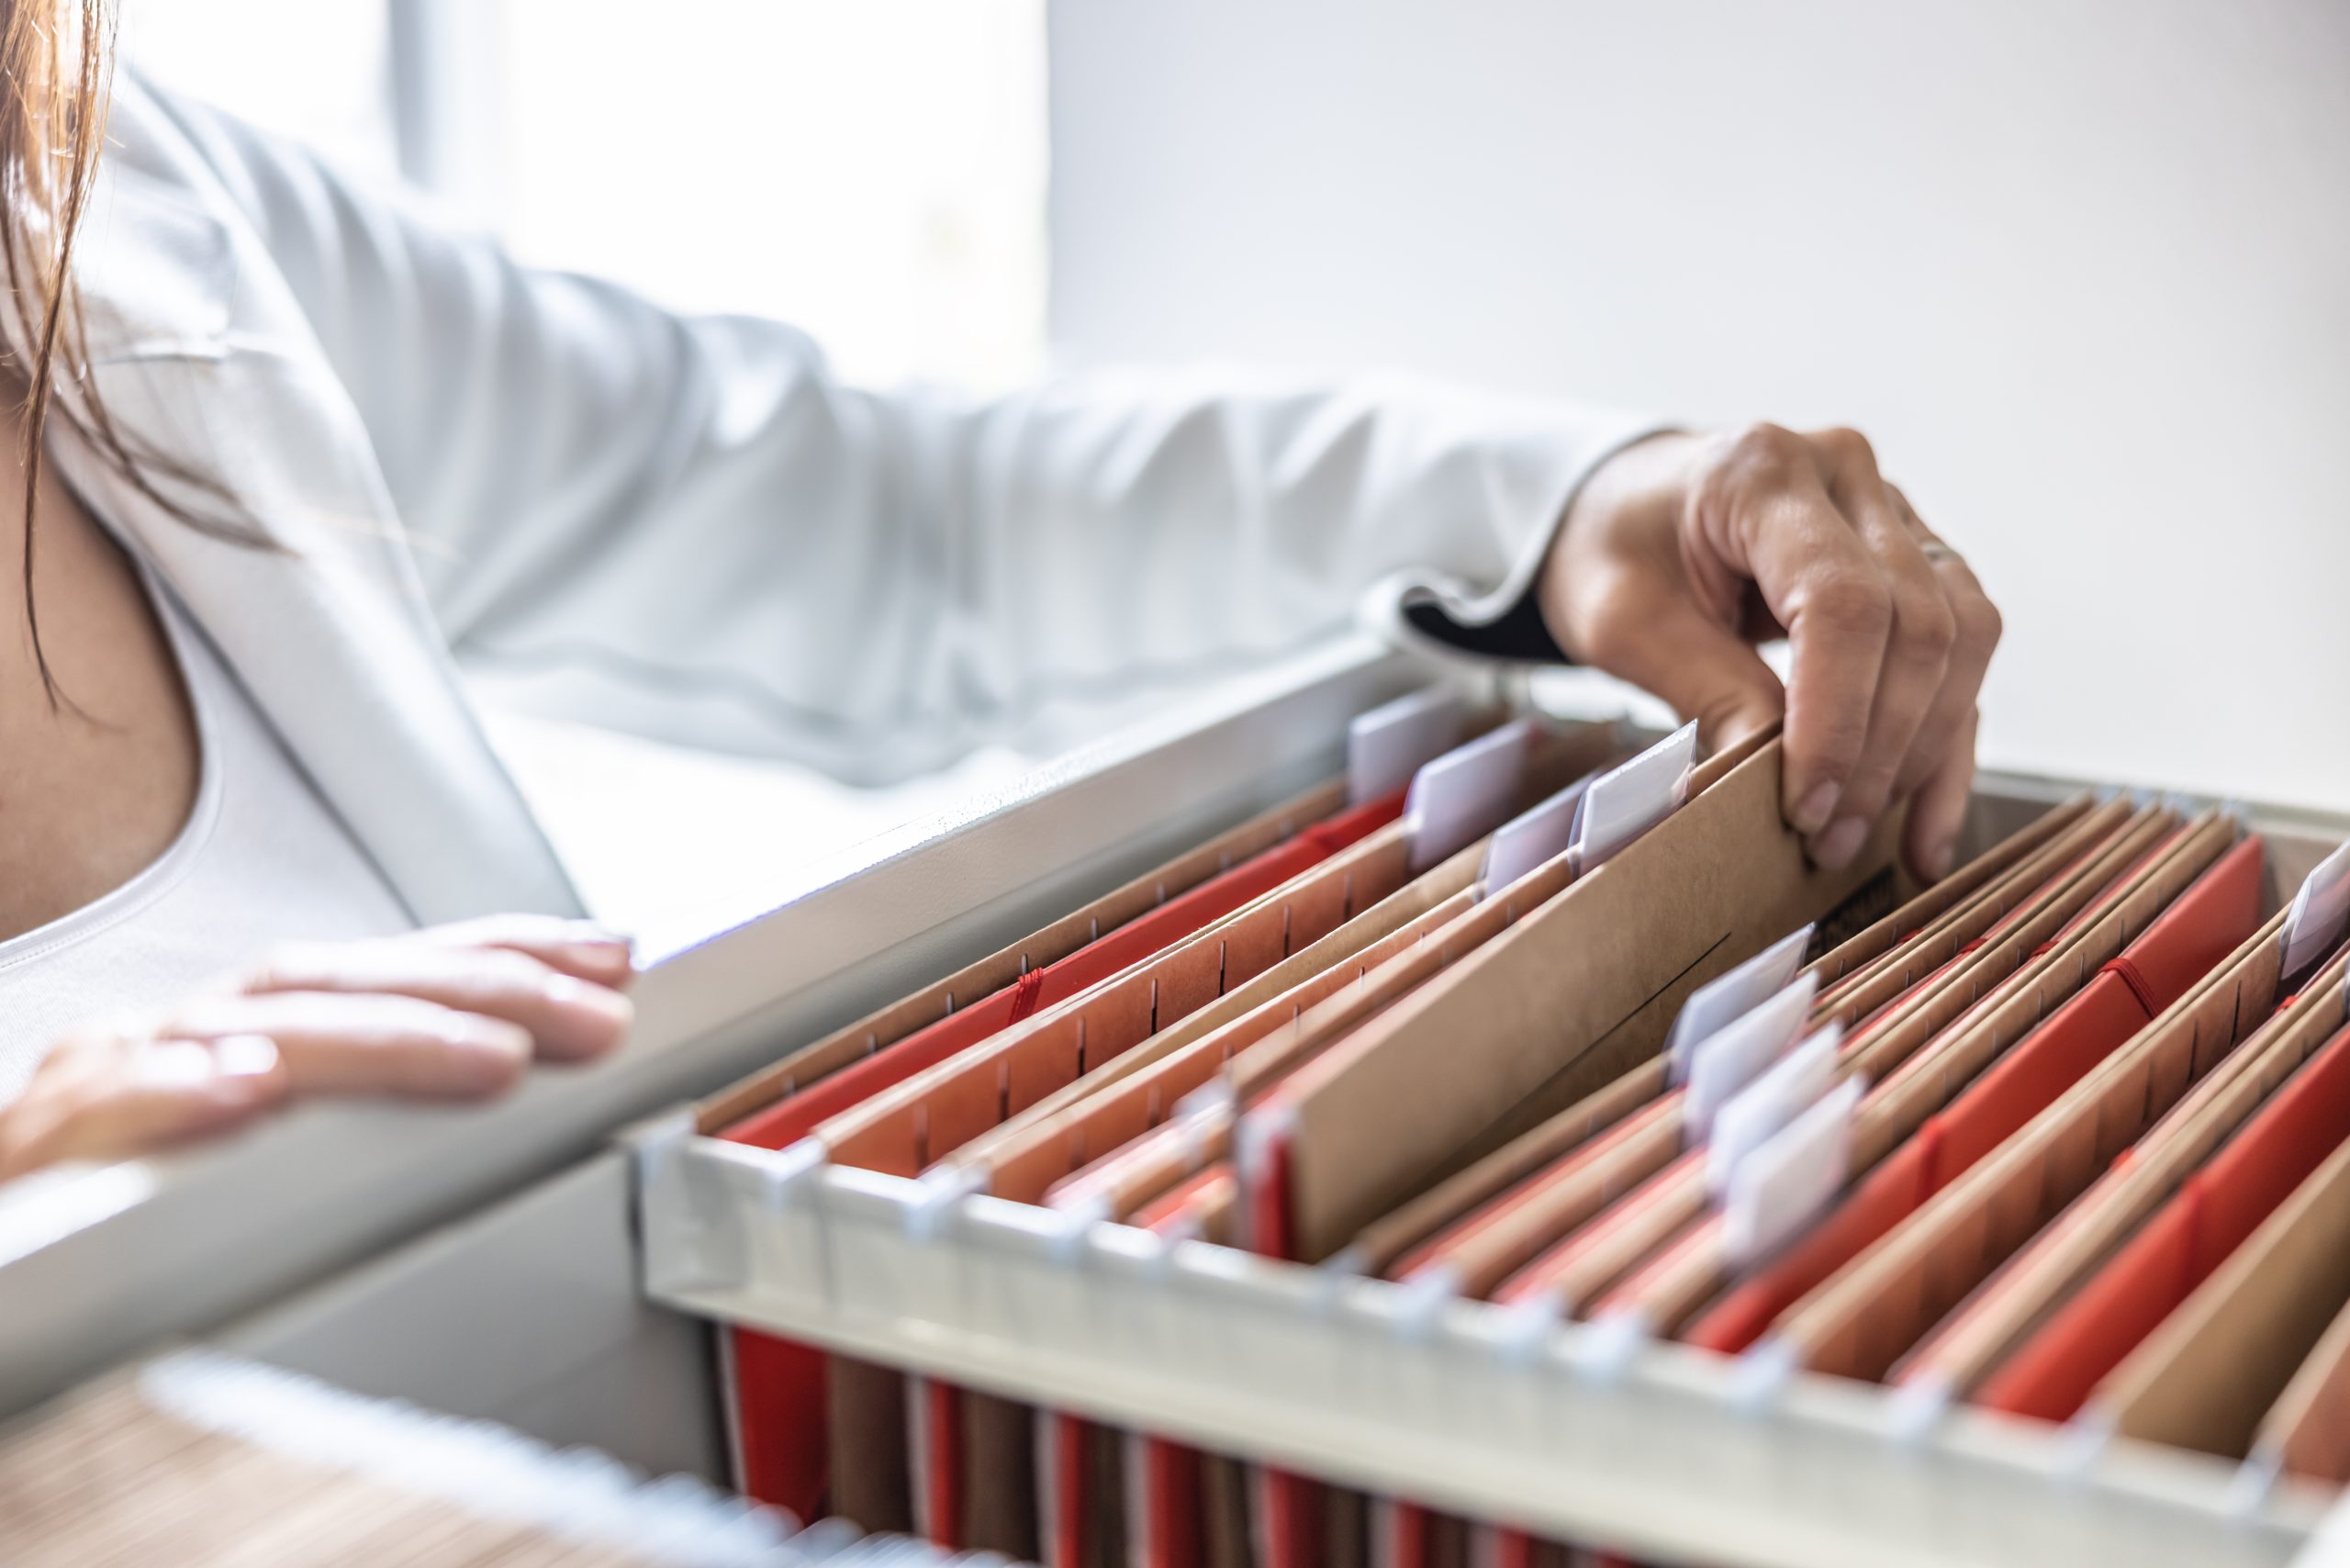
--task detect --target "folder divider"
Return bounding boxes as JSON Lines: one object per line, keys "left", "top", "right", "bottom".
{"left": 1568, "top": 722, "right": 1697, "bottom": 873}
{"left": 2252, "top": 1224, "right": 2350, "bottom": 1483}
{"left": 1440, "top": 806, "right": 2185, "bottom": 1318}
{"left": 1492, "top": 1147, "right": 1712, "bottom": 1314}
{"left": 1026, "top": 744, "right": 1654, "bottom": 1227}
{"left": 1977, "top": 1011, "right": 2350, "bottom": 1425}
{"left": 1349, "top": 688, "right": 1469, "bottom": 805}
{"left": 976, "top": 847, "right": 1490, "bottom": 1205}
{"left": 1809, "top": 799, "right": 2134, "bottom": 1031}
{"left": 2281, "top": 840, "right": 2350, "bottom": 980}
{"left": 1723, "top": 1077, "right": 1867, "bottom": 1268}
{"left": 708, "top": 774, "right": 1362, "bottom": 1137}
{"left": 1673, "top": 834, "right": 2268, "bottom": 1354}
{"left": 1266, "top": 734, "right": 1904, "bottom": 1266}
{"left": 721, "top": 770, "right": 1393, "bottom": 1518}
{"left": 686, "top": 675, "right": 2347, "bottom": 1547}
{"left": 1348, "top": 807, "right": 2085, "bottom": 1282}
{"left": 819, "top": 722, "right": 1614, "bottom": 1178}
{"left": 984, "top": 733, "right": 1632, "bottom": 1211}
{"left": 2089, "top": 1033, "right": 2350, "bottom": 1458}
{"left": 1832, "top": 807, "right": 2178, "bottom": 1091}
{"left": 1480, "top": 770, "right": 1598, "bottom": 902}
{"left": 1665, "top": 926, "right": 1815, "bottom": 1085}
{"left": 1804, "top": 792, "right": 2095, "bottom": 990}
{"left": 1848, "top": 813, "right": 2232, "bottom": 1159}
{"left": 1034, "top": 848, "right": 1562, "bottom": 1226}
{"left": 1404, "top": 719, "right": 1539, "bottom": 872}
{"left": 1755, "top": 902, "right": 2293, "bottom": 1384}
{"left": 1350, "top": 1058, "right": 1672, "bottom": 1279}
{"left": 1893, "top": 946, "right": 2350, "bottom": 1402}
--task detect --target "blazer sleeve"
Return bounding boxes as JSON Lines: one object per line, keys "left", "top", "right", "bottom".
{"left": 145, "top": 84, "right": 1666, "bottom": 781}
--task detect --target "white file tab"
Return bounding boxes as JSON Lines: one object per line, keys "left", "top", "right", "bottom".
{"left": 1348, "top": 687, "right": 1466, "bottom": 805}
{"left": 2282, "top": 839, "right": 2350, "bottom": 981}
{"left": 1707, "top": 1024, "right": 1841, "bottom": 1199}
{"left": 1664, "top": 924, "right": 1814, "bottom": 1085}
{"left": 1723, "top": 1076, "right": 1863, "bottom": 1267}
{"left": 1568, "top": 722, "right": 1697, "bottom": 874}
{"left": 1683, "top": 971, "right": 1820, "bottom": 1141}
{"left": 1404, "top": 719, "right": 1535, "bottom": 872}
{"left": 1479, "top": 771, "right": 1599, "bottom": 900}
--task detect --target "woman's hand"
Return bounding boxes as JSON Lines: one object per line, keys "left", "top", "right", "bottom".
{"left": 0, "top": 916, "right": 634, "bottom": 1180}
{"left": 1542, "top": 425, "right": 2002, "bottom": 882}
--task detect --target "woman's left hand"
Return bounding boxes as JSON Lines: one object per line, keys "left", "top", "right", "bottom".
{"left": 0, "top": 916, "right": 634, "bottom": 1178}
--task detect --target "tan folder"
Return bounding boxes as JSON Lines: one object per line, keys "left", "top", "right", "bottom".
{"left": 817, "top": 722, "right": 1620, "bottom": 1175}
{"left": 2092, "top": 1064, "right": 2350, "bottom": 1458}
{"left": 1386, "top": 803, "right": 2176, "bottom": 1306}
{"left": 1767, "top": 906, "right": 2299, "bottom": 1384}
{"left": 1259, "top": 734, "right": 1904, "bottom": 1264}
{"left": 1500, "top": 808, "right": 2219, "bottom": 1319}
{"left": 1886, "top": 944, "right": 2350, "bottom": 1398}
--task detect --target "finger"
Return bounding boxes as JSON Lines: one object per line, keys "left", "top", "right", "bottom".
{"left": 2, "top": 1036, "right": 284, "bottom": 1174}
{"left": 1903, "top": 708, "right": 1979, "bottom": 882}
{"left": 1806, "top": 435, "right": 1957, "bottom": 868}
{"left": 241, "top": 940, "right": 632, "bottom": 1063}
{"left": 406, "top": 915, "right": 636, "bottom": 990}
{"left": 1695, "top": 425, "right": 1890, "bottom": 834}
{"left": 164, "top": 991, "right": 535, "bottom": 1099}
{"left": 1888, "top": 503, "right": 2002, "bottom": 804}
{"left": 1561, "top": 558, "right": 1786, "bottom": 752}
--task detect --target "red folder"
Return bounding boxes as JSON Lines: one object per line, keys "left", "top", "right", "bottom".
{"left": 723, "top": 788, "right": 1404, "bottom": 1520}
{"left": 1065, "top": 1180, "right": 1233, "bottom": 1568}
{"left": 726, "top": 787, "right": 1405, "bottom": 1159}
{"left": 1976, "top": 1014, "right": 2350, "bottom": 1422}
{"left": 1684, "top": 835, "right": 2265, "bottom": 1355}
{"left": 1393, "top": 823, "right": 2161, "bottom": 1308}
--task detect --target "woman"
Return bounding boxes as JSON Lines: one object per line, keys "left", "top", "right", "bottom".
{"left": 0, "top": 6, "right": 1998, "bottom": 1175}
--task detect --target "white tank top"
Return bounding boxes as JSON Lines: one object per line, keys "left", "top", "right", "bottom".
{"left": 0, "top": 577, "right": 415, "bottom": 1103}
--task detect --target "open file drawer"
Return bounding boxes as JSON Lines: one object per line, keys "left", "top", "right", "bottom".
{"left": 621, "top": 684, "right": 2350, "bottom": 1566}
{"left": 0, "top": 637, "right": 1420, "bottom": 1473}
{"left": 8, "top": 630, "right": 2348, "bottom": 1567}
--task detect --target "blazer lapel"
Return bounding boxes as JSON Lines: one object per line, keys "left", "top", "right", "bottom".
{"left": 50, "top": 159, "right": 585, "bottom": 925}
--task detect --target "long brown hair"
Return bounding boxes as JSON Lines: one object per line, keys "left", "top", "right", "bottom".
{"left": 2, "top": 0, "right": 252, "bottom": 709}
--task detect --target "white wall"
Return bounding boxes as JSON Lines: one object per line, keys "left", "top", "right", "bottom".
{"left": 1048, "top": 0, "right": 2350, "bottom": 812}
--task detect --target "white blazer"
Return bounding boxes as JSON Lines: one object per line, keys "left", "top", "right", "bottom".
{"left": 49, "top": 76, "right": 1661, "bottom": 927}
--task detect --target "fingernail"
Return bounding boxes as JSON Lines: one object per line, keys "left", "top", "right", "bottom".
{"left": 563, "top": 940, "right": 634, "bottom": 976}
{"left": 210, "top": 1034, "right": 281, "bottom": 1080}
{"left": 1815, "top": 815, "right": 1869, "bottom": 870}
{"left": 1923, "top": 838, "right": 1956, "bottom": 880}
{"left": 547, "top": 973, "right": 635, "bottom": 1028}
{"left": 452, "top": 1016, "right": 531, "bottom": 1058}
{"left": 443, "top": 1020, "right": 531, "bottom": 1093}
{"left": 1793, "top": 782, "right": 1841, "bottom": 835}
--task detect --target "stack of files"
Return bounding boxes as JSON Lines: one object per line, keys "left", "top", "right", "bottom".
{"left": 700, "top": 680, "right": 2350, "bottom": 1564}
{"left": 708, "top": 689, "right": 1902, "bottom": 1562}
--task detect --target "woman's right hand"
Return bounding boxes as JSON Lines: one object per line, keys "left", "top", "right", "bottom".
{"left": 0, "top": 916, "right": 635, "bottom": 1180}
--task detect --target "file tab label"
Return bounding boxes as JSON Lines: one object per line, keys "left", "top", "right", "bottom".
{"left": 1348, "top": 687, "right": 1466, "bottom": 805}
{"left": 2283, "top": 840, "right": 2350, "bottom": 980}
{"left": 1404, "top": 719, "right": 1536, "bottom": 873}
{"left": 1684, "top": 971, "right": 1821, "bottom": 1141}
{"left": 1724, "top": 1076, "right": 1863, "bottom": 1267}
{"left": 1665, "top": 924, "right": 1814, "bottom": 1085}
{"left": 1480, "top": 771, "right": 1599, "bottom": 899}
{"left": 1569, "top": 722, "right": 1697, "bottom": 874}
{"left": 1709, "top": 1024, "right": 1841, "bottom": 1199}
